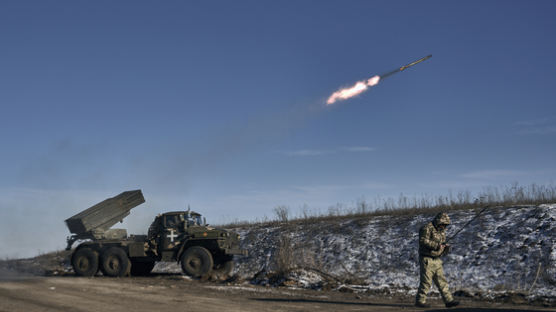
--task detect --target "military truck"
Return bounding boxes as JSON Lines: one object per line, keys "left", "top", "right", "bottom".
{"left": 65, "top": 190, "right": 246, "bottom": 278}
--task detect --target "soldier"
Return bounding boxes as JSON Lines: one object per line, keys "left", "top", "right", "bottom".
{"left": 415, "top": 212, "right": 460, "bottom": 308}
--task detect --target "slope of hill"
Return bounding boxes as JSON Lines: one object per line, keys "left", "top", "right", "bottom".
{"left": 233, "top": 204, "right": 555, "bottom": 304}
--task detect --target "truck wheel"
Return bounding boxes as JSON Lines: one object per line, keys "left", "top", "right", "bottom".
{"left": 72, "top": 248, "right": 99, "bottom": 277}
{"left": 213, "top": 259, "right": 234, "bottom": 280}
{"left": 100, "top": 247, "right": 131, "bottom": 277}
{"left": 130, "top": 261, "right": 155, "bottom": 276}
{"left": 180, "top": 246, "right": 213, "bottom": 278}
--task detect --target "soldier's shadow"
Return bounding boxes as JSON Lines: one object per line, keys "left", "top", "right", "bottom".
{"left": 425, "top": 309, "right": 547, "bottom": 312}
{"left": 251, "top": 299, "right": 549, "bottom": 312}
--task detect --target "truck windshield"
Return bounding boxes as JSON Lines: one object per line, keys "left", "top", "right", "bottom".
{"left": 187, "top": 215, "right": 203, "bottom": 226}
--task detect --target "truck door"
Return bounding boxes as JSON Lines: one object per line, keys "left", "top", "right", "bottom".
{"left": 161, "top": 214, "right": 185, "bottom": 252}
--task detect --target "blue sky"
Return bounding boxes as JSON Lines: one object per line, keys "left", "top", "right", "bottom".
{"left": 1, "top": 1, "right": 555, "bottom": 257}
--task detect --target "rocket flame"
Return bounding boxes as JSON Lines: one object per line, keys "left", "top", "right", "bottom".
{"left": 326, "top": 75, "right": 381, "bottom": 105}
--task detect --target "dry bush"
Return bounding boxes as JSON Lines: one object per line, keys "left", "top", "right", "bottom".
{"left": 274, "top": 233, "right": 294, "bottom": 275}
{"left": 273, "top": 205, "right": 290, "bottom": 223}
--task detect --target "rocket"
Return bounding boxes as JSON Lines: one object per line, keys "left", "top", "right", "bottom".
{"left": 380, "top": 54, "right": 432, "bottom": 79}
{"left": 325, "top": 54, "right": 432, "bottom": 105}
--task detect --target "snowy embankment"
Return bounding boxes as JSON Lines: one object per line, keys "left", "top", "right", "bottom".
{"left": 233, "top": 204, "right": 555, "bottom": 302}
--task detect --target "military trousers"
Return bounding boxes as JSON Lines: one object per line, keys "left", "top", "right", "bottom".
{"left": 416, "top": 256, "right": 453, "bottom": 304}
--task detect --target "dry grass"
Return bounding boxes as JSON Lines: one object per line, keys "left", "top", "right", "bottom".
{"left": 222, "top": 183, "right": 556, "bottom": 228}
{"left": 0, "top": 250, "right": 71, "bottom": 276}
{"left": 274, "top": 234, "right": 294, "bottom": 275}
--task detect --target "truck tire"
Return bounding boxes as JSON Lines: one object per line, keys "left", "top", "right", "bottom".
{"left": 72, "top": 248, "right": 99, "bottom": 277}
{"left": 130, "top": 261, "right": 155, "bottom": 276}
{"left": 180, "top": 246, "right": 213, "bottom": 278}
{"left": 100, "top": 247, "right": 131, "bottom": 277}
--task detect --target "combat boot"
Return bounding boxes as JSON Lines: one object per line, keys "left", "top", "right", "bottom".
{"left": 445, "top": 300, "right": 460, "bottom": 308}
{"left": 415, "top": 302, "right": 431, "bottom": 308}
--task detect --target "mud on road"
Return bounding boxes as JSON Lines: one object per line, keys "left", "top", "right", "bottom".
{"left": 0, "top": 274, "right": 552, "bottom": 312}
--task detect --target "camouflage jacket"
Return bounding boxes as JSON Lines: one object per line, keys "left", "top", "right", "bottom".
{"left": 419, "top": 222, "right": 446, "bottom": 257}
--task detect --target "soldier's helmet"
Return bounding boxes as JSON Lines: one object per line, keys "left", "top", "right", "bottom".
{"left": 433, "top": 212, "right": 451, "bottom": 226}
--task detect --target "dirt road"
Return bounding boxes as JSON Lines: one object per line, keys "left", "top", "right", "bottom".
{"left": 0, "top": 275, "right": 552, "bottom": 312}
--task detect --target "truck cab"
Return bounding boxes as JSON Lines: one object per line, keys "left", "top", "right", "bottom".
{"left": 148, "top": 210, "right": 245, "bottom": 278}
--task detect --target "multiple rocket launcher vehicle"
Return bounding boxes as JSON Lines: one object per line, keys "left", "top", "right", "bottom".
{"left": 65, "top": 190, "right": 246, "bottom": 277}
